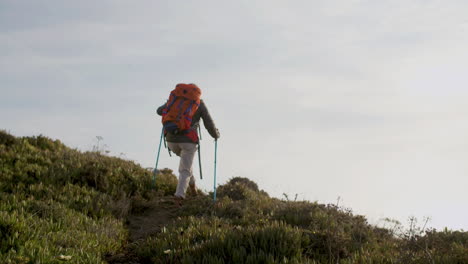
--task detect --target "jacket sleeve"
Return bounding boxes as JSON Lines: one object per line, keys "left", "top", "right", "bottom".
{"left": 156, "top": 103, "right": 167, "bottom": 116}
{"left": 200, "top": 101, "right": 220, "bottom": 139}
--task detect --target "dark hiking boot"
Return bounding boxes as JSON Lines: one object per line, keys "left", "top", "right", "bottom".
{"left": 189, "top": 183, "right": 198, "bottom": 196}
{"left": 173, "top": 195, "right": 184, "bottom": 207}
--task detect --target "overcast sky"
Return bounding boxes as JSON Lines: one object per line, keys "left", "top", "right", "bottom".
{"left": 1, "top": 0, "right": 468, "bottom": 231}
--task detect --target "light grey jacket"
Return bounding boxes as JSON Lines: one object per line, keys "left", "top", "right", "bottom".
{"left": 157, "top": 100, "right": 220, "bottom": 143}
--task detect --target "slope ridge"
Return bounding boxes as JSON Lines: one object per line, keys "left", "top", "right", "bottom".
{"left": 1, "top": 130, "right": 468, "bottom": 264}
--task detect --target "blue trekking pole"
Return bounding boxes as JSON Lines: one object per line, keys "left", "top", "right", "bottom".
{"left": 213, "top": 139, "right": 218, "bottom": 202}
{"left": 152, "top": 127, "right": 164, "bottom": 188}
{"left": 198, "top": 126, "right": 203, "bottom": 180}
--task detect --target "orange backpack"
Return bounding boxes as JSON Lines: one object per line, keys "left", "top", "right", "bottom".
{"left": 161, "top": 83, "right": 202, "bottom": 140}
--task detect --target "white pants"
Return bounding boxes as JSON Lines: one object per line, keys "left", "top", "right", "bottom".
{"left": 167, "top": 142, "right": 197, "bottom": 198}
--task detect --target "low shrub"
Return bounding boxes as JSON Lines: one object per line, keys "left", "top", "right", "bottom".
{"left": 2, "top": 131, "right": 468, "bottom": 263}
{"left": 0, "top": 131, "right": 163, "bottom": 263}
{"left": 136, "top": 216, "right": 308, "bottom": 264}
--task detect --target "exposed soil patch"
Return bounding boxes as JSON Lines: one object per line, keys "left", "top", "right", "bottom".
{"left": 127, "top": 197, "right": 179, "bottom": 242}
{"left": 106, "top": 196, "right": 180, "bottom": 264}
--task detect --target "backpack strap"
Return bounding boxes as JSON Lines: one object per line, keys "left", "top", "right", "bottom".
{"left": 184, "top": 101, "right": 194, "bottom": 115}
{"left": 175, "top": 98, "right": 186, "bottom": 121}
{"left": 163, "top": 94, "right": 178, "bottom": 114}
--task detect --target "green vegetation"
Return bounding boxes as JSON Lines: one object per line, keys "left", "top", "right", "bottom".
{"left": 1, "top": 130, "right": 468, "bottom": 263}
{"left": 0, "top": 131, "right": 173, "bottom": 263}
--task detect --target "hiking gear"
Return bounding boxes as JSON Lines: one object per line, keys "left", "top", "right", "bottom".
{"left": 152, "top": 127, "right": 164, "bottom": 187}
{"left": 173, "top": 195, "right": 184, "bottom": 207}
{"left": 189, "top": 183, "right": 198, "bottom": 196}
{"left": 198, "top": 143, "right": 203, "bottom": 179}
{"left": 198, "top": 127, "right": 203, "bottom": 180}
{"left": 213, "top": 139, "right": 218, "bottom": 202}
{"left": 163, "top": 134, "right": 172, "bottom": 157}
{"left": 157, "top": 100, "right": 220, "bottom": 143}
{"left": 168, "top": 142, "right": 197, "bottom": 199}
{"left": 161, "top": 83, "right": 201, "bottom": 143}
{"left": 198, "top": 125, "right": 202, "bottom": 140}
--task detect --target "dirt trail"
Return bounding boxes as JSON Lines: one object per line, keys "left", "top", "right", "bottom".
{"left": 127, "top": 197, "right": 179, "bottom": 242}
{"left": 106, "top": 196, "right": 180, "bottom": 264}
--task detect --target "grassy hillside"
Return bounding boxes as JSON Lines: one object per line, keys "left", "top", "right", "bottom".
{"left": 1, "top": 130, "right": 467, "bottom": 264}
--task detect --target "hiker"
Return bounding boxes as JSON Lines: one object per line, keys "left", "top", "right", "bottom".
{"left": 157, "top": 83, "right": 220, "bottom": 201}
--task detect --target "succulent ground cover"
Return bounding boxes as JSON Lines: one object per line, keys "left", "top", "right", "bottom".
{"left": 1, "top": 130, "right": 467, "bottom": 263}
